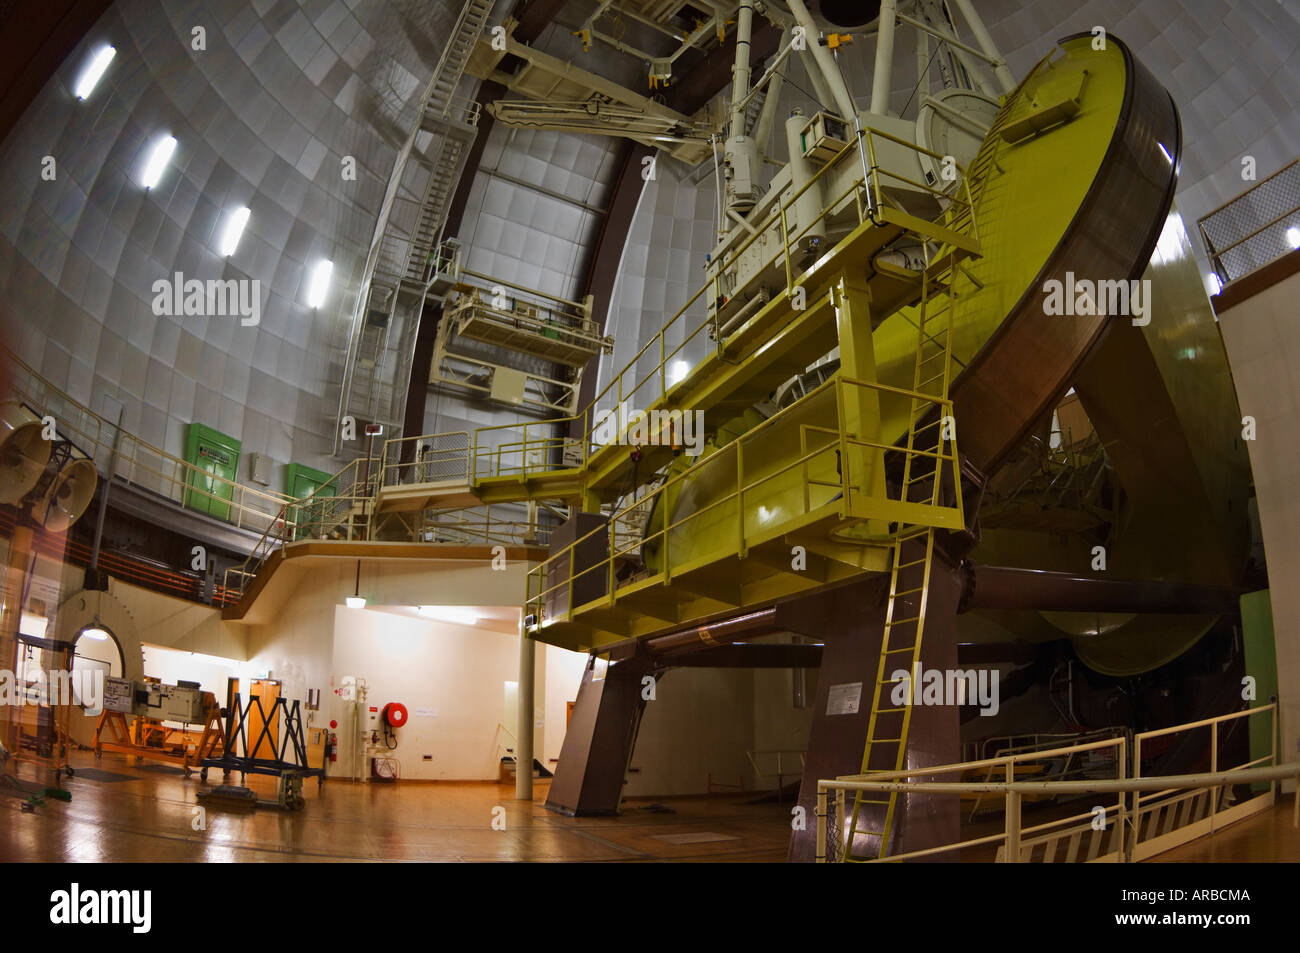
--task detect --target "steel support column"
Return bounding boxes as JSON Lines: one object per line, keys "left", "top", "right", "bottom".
{"left": 544, "top": 649, "right": 660, "bottom": 815}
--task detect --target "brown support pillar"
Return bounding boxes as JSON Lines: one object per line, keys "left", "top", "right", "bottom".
{"left": 545, "top": 650, "right": 661, "bottom": 815}
{"left": 788, "top": 550, "right": 966, "bottom": 862}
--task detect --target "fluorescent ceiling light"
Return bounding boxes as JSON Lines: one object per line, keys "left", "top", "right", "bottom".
{"left": 74, "top": 45, "right": 116, "bottom": 100}
{"left": 417, "top": 605, "right": 478, "bottom": 625}
{"left": 218, "top": 206, "right": 250, "bottom": 257}
{"left": 1286, "top": 226, "right": 1300, "bottom": 250}
{"left": 140, "top": 135, "right": 177, "bottom": 189}
{"left": 80, "top": 627, "right": 110, "bottom": 641}
{"left": 345, "top": 596, "right": 366, "bottom": 609}
{"left": 19, "top": 613, "right": 48, "bottom": 638}
{"left": 307, "top": 259, "right": 333, "bottom": 308}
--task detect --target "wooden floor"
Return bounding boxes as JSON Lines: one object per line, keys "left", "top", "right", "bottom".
{"left": 0, "top": 751, "right": 793, "bottom": 862}
{"left": 1149, "top": 794, "right": 1300, "bottom": 862}
{"left": 2, "top": 750, "right": 1294, "bottom": 862}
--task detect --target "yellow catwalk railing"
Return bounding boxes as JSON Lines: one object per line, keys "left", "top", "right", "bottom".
{"left": 188, "top": 123, "right": 983, "bottom": 634}
{"left": 522, "top": 372, "right": 964, "bottom": 648}
{"left": 367, "top": 124, "right": 982, "bottom": 647}
{"left": 412, "top": 124, "right": 982, "bottom": 501}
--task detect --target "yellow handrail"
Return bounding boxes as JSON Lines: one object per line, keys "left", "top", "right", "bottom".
{"left": 460, "top": 126, "right": 981, "bottom": 486}
{"left": 524, "top": 375, "right": 961, "bottom": 631}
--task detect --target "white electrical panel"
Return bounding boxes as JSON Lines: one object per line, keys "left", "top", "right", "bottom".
{"left": 248, "top": 452, "right": 272, "bottom": 485}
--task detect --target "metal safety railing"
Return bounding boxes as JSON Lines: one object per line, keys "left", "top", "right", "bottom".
{"left": 967, "top": 725, "right": 1128, "bottom": 820}
{"left": 817, "top": 704, "right": 1292, "bottom": 863}
{"left": 425, "top": 94, "right": 483, "bottom": 136}
{"left": 220, "top": 453, "right": 550, "bottom": 602}
{"left": 5, "top": 349, "right": 293, "bottom": 535}
{"left": 523, "top": 373, "right": 962, "bottom": 631}
{"left": 1198, "top": 157, "right": 1300, "bottom": 285}
{"left": 969, "top": 725, "right": 1129, "bottom": 763}
{"left": 417, "top": 507, "right": 553, "bottom": 547}
{"left": 220, "top": 456, "right": 376, "bottom": 597}
{"left": 378, "top": 431, "right": 471, "bottom": 487}
{"left": 444, "top": 285, "right": 608, "bottom": 358}
{"left": 748, "top": 749, "right": 807, "bottom": 796}
{"left": 464, "top": 124, "right": 981, "bottom": 483}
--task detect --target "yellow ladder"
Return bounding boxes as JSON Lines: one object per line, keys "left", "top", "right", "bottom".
{"left": 844, "top": 253, "right": 962, "bottom": 861}
{"left": 901, "top": 251, "right": 960, "bottom": 507}
{"left": 844, "top": 525, "right": 939, "bottom": 860}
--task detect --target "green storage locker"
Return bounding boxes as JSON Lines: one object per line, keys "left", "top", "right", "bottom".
{"left": 285, "top": 462, "right": 336, "bottom": 540}
{"left": 184, "top": 423, "right": 241, "bottom": 521}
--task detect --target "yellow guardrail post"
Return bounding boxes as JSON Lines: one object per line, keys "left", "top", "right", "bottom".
{"left": 780, "top": 206, "right": 793, "bottom": 292}
{"left": 736, "top": 439, "right": 746, "bottom": 557}
{"left": 607, "top": 520, "right": 616, "bottom": 608}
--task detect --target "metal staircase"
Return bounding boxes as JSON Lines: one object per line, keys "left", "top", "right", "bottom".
{"left": 334, "top": 0, "right": 496, "bottom": 450}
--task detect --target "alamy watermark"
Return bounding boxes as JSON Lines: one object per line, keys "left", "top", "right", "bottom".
{"left": 592, "top": 401, "right": 704, "bottom": 457}
{"left": 152, "top": 272, "right": 261, "bottom": 326}
{"left": 889, "top": 662, "right": 999, "bottom": 716}
{"left": 50, "top": 883, "right": 151, "bottom": 933}
{"left": 0, "top": 668, "right": 103, "bottom": 715}
{"left": 1043, "top": 272, "right": 1151, "bottom": 326}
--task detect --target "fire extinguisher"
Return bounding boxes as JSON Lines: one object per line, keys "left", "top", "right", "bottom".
{"left": 326, "top": 721, "right": 338, "bottom": 763}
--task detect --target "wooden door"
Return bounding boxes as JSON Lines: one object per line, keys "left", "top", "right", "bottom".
{"left": 248, "top": 679, "right": 281, "bottom": 760}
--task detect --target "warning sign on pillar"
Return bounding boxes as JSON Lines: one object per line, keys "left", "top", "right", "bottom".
{"left": 826, "top": 682, "right": 862, "bottom": 715}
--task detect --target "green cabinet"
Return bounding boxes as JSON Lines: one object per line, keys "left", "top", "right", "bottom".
{"left": 285, "top": 462, "right": 334, "bottom": 500}
{"left": 183, "top": 424, "right": 241, "bottom": 521}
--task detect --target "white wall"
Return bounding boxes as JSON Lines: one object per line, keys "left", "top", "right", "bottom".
{"left": 140, "top": 643, "right": 254, "bottom": 700}
{"left": 750, "top": 662, "right": 817, "bottom": 775}
{"left": 331, "top": 606, "right": 527, "bottom": 780}
{"left": 543, "top": 642, "right": 588, "bottom": 771}
{"left": 625, "top": 635, "right": 819, "bottom": 798}
{"left": 6, "top": 536, "right": 822, "bottom": 790}
{"left": 1218, "top": 265, "right": 1300, "bottom": 789}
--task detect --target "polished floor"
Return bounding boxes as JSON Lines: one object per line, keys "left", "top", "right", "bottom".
{"left": 2, "top": 750, "right": 1295, "bottom": 862}
{"left": 1151, "top": 794, "right": 1300, "bottom": 863}
{"left": 0, "top": 751, "right": 792, "bottom": 862}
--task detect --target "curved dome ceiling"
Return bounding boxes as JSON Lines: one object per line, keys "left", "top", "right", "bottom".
{"left": 0, "top": 0, "right": 459, "bottom": 480}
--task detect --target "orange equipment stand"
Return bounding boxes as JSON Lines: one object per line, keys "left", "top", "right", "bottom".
{"left": 94, "top": 692, "right": 227, "bottom": 779}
